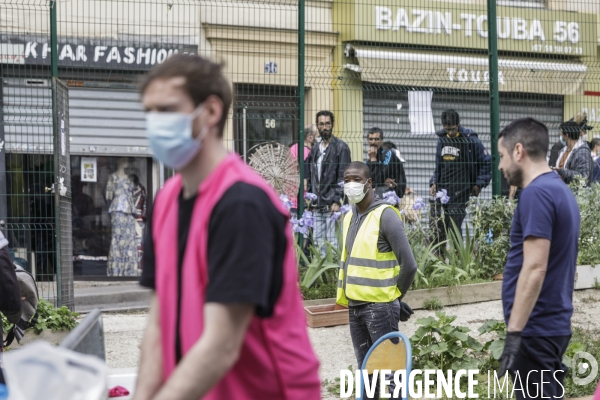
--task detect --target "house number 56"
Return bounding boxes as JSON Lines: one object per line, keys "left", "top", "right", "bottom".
{"left": 265, "top": 119, "right": 276, "bottom": 128}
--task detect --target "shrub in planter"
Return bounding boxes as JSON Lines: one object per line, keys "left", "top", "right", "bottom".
{"left": 2, "top": 300, "right": 79, "bottom": 347}
{"left": 468, "top": 196, "right": 516, "bottom": 280}
{"left": 569, "top": 179, "right": 600, "bottom": 266}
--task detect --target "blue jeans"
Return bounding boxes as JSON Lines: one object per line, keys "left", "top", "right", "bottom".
{"left": 313, "top": 210, "right": 338, "bottom": 254}
{"left": 349, "top": 300, "right": 401, "bottom": 399}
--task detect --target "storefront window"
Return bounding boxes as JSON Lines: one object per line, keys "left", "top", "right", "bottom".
{"left": 71, "top": 156, "right": 152, "bottom": 278}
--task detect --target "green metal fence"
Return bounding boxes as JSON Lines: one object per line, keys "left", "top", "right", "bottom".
{"left": 0, "top": 0, "right": 598, "bottom": 302}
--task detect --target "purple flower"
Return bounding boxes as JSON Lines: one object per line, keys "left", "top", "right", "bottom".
{"left": 383, "top": 191, "right": 400, "bottom": 206}
{"left": 436, "top": 189, "right": 450, "bottom": 205}
{"left": 302, "top": 211, "right": 314, "bottom": 228}
{"left": 329, "top": 211, "right": 342, "bottom": 223}
{"left": 340, "top": 204, "right": 352, "bottom": 214}
{"left": 413, "top": 197, "right": 425, "bottom": 210}
{"left": 280, "top": 194, "right": 293, "bottom": 211}
{"left": 298, "top": 224, "right": 310, "bottom": 236}
{"left": 304, "top": 192, "right": 318, "bottom": 202}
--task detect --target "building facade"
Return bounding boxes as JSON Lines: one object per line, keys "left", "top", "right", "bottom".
{"left": 0, "top": 0, "right": 598, "bottom": 284}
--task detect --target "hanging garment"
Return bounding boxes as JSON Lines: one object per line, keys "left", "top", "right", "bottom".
{"left": 107, "top": 175, "right": 138, "bottom": 276}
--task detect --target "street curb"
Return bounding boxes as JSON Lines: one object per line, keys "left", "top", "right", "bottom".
{"left": 74, "top": 285, "right": 151, "bottom": 307}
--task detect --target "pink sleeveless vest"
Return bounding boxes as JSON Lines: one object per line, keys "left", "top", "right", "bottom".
{"left": 152, "top": 153, "right": 321, "bottom": 400}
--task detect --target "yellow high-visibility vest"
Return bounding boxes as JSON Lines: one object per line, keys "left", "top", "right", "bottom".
{"left": 336, "top": 204, "right": 402, "bottom": 306}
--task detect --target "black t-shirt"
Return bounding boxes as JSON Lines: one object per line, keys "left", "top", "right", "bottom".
{"left": 438, "top": 137, "right": 474, "bottom": 199}
{"left": 140, "top": 182, "right": 286, "bottom": 362}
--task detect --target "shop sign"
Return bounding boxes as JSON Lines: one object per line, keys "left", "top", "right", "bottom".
{"left": 0, "top": 37, "right": 197, "bottom": 70}
{"left": 447, "top": 68, "right": 505, "bottom": 85}
{"left": 338, "top": 0, "right": 596, "bottom": 57}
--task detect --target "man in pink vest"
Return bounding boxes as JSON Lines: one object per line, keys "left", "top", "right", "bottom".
{"left": 133, "top": 54, "right": 321, "bottom": 400}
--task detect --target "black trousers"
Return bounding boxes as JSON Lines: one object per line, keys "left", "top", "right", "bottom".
{"left": 510, "top": 335, "right": 571, "bottom": 400}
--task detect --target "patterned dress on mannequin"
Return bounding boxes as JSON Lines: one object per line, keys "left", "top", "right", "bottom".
{"left": 106, "top": 174, "right": 138, "bottom": 276}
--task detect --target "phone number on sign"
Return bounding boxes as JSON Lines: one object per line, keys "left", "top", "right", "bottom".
{"left": 531, "top": 44, "right": 583, "bottom": 54}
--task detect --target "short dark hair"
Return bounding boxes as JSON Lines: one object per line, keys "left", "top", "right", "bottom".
{"left": 316, "top": 110, "right": 335, "bottom": 126}
{"left": 499, "top": 117, "right": 549, "bottom": 161}
{"left": 368, "top": 127, "right": 383, "bottom": 139}
{"left": 560, "top": 121, "right": 581, "bottom": 141}
{"left": 590, "top": 138, "right": 600, "bottom": 150}
{"left": 441, "top": 109, "right": 460, "bottom": 126}
{"left": 344, "top": 161, "right": 371, "bottom": 179}
{"left": 382, "top": 141, "right": 396, "bottom": 151}
{"left": 140, "top": 54, "right": 232, "bottom": 135}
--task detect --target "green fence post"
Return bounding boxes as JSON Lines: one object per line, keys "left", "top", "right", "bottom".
{"left": 50, "top": 0, "right": 62, "bottom": 307}
{"left": 50, "top": 1, "right": 58, "bottom": 78}
{"left": 297, "top": 0, "right": 305, "bottom": 223}
{"left": 487, "top": 0, "right": 501, "bottom": 197}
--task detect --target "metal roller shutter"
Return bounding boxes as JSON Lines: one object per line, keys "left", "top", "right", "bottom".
{"left": 69, "top": 87, "right": 149, "bottom": 156}
{"left": 2, "top": 78, "right": 53, "bottom": 154}
{"left": 362, "top": 84, "right": 564, "bottom": 202}
{"left": 3, "top": 82, "right": 149, "bottom": 156}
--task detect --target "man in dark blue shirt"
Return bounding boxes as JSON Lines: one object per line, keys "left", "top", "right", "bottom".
{"left": 497, "top": 118, "right": 580, "bottom": 400}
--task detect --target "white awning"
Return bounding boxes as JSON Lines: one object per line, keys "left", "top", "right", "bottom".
{"left": 345, "top": 45, "right": 586, "bottom": 95}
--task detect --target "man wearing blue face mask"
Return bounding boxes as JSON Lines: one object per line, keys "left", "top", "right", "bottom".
{"left": 336, "top": 161, "right": 417, "bottom": 400}
{"left": 135, "top": 54, "right": 320, "bottom": 400}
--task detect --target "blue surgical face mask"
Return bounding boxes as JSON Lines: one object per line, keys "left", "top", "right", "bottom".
{"left": 559, "top": 135, "right": 566, "bottom": 146}
{"left": 145, "top": 105, "right": 207, "bottom": 170}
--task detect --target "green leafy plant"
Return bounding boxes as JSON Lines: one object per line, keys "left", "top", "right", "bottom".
{"left": 410, "top": 239, "right": 448, "bottom": 289}
{"left": 430, "top": 220, "right": 479, "bottom": 285}
{"left": 33, "top": 300, "right": 79, "bottom": 334}
{"left": 469, "top": 196, "right": 516, "bottom": 280}
{"left": 423, "top": 297, "right": 443, "bottom": 310}
{"left": 1, "top": 300, "right": 79, "bottom": 339}
{"left": 570, "top": 182, "right": 600, "bottom": 266}
{"left": 300, "top": 283, "right": 337, "bottom": 300}
{"left": 296, "top": 241, "right": 340, "bottom": 289}
{"left": 410, "top": 311, "right": 483, "bottom": 371}
{"left": 479, "top": 320, "right": 506, "bottom": 362}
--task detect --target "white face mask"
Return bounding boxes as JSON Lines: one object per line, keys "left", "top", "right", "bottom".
{"left": 145, "top": 105, "right": 207, "bottom": 170}
{"left": 344, "top": 181, "right": 368, "bottom": 204}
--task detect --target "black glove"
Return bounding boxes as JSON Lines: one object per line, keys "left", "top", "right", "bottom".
{"left": 498, "top": 331, "right": 522, "bottom": 377}
{"left": 399, "top": 302, "right": 414, "bottom": 322}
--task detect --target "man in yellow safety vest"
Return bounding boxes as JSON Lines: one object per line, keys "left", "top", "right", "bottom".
{"left": 337, "top": 161, "right": 417, "bottom": 399}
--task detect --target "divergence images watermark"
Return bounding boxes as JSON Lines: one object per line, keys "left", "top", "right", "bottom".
{"left": 339, "top": 353, "right": 598, "bottom": 399}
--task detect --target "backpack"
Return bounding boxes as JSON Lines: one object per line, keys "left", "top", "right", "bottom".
{"left": 3, "top": 265, "right": 39, "bottom": 347}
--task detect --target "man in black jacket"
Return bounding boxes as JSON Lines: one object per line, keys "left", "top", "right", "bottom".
{"left": 429, "top": 110, "right": 491, "bottom": 245}
{"left": 366, "top": 127, "right": 407, "bottom": 201}
{"left": 306, "top": 110, "right": 351, "bottom": 252}
{"left": 0, "top": 230, "right": 21, "bottom": 380}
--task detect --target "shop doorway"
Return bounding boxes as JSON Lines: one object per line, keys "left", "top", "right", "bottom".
{"left": 233, "top": 84, "right": 299, "bottom": 160}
